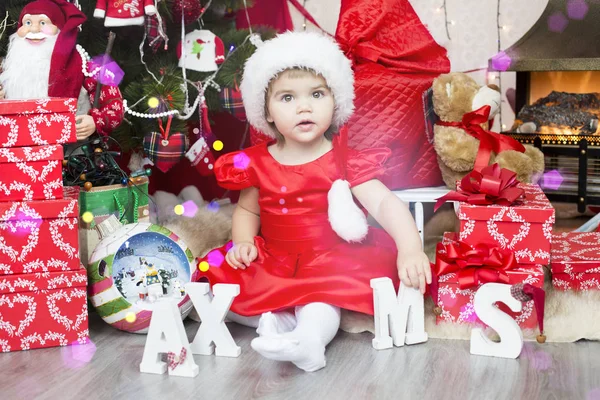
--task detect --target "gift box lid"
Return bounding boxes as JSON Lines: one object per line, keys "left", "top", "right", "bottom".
{"left": 551, "top": 231, "right": 600, "bottom": 273}
{"left": 0, "top": 188, "right": 78, "bottom": 221}
{"left": 0, "top": 98, "right": 77, "bottom": 115}
{"left": 457, "top": 183, "right": 555, "bottom": 223}
{"left": 438, "top": 232, "right": 545, "bottom": 284}
{"left": 0, "top": 145, "right": 63, "bottom": 164}
{"left": 0, "top": 268, "right": 87, "bottom": 295}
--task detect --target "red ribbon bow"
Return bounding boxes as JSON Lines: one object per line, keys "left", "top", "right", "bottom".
{"left": 434, "top": 163, "right": 524, "bottom": 211}
{"left": 437, "top": 105, "right": 526, "bottom": 171}
{"left": 434, "top": 239, "right": 518, "bottom": 289}
{"left": 167, "top": 347, "right": 187, "bottom": 371}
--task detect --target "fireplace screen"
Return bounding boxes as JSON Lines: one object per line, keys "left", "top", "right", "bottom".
{"left": 512, "top": 71, "right": 600, "bottom": 137}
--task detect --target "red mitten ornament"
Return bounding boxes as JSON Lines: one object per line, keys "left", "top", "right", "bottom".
{"left": 94, "top": 0, "right": 157, "bottom": 27}
{"left": 143, "top": 117, "right": 188, "bottom": 173}
{"left": 145, "top": 13, "right": 168, "bottom": 52}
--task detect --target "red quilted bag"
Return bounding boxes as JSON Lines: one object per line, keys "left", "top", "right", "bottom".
{"left": 251, "top": 0, "right": 450, "bottom": 190}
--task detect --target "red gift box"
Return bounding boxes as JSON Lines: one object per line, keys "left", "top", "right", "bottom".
{"left": 550, "top": 232, "right": 600, "bottom": 291}
{"left": 0, "top": 267, "right": 88, "bottom": 352}
{"left": 0, "top": 189, "right": 80, "bottom": 275}
{"left": 457, "top": 184, "right": 555, "bottom": 265}
{"left": 0, "top": 145, "right": 64, "bottom": 202}
{"left": 0, "top": 98, "right": 77, "bottom": 147}
{"left": 435, "top": 233, "right": 545, "bottom": 330}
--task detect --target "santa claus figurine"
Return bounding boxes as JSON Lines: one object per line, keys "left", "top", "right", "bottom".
{"left": 0, "top": 0, "right": 124, "bottom": 141}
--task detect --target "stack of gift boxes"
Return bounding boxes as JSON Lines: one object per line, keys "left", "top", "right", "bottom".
{"left": 0, "top": 99, "right": 88, "bottom": 352}
{"left": 434, "top": 163, "right": 600, "bottom": 335}
{"left": 433, "top": 167, "right": 555, "bottom": 334}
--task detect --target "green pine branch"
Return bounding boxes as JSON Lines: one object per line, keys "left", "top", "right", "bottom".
{"left": 1, "top": 0, "right": 267, "bottom": 152}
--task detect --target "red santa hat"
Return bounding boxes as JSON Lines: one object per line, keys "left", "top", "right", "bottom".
{"left": 18, "top": 0, "right": 87, "bottom": 99}
{"left": 241, "top": 32, "right": 369, "bottom": 243}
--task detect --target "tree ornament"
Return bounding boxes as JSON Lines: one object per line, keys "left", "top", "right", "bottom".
{"left": 94, "top": 0, "right": 157, "bottom": 27}
{"left": 177, "top": 30, "right": 225, "bottom": 72}
{"left": 171, "top": 0, "right": 204, "bottom": 25}
{"left": 88, "top": 215, "right": 196, "bottom": 333}
{"left": 219, "top": 84, "right": 246, "bottom": 121}
{"left": 143, "top": 117, "right": 189, "bottom": 173}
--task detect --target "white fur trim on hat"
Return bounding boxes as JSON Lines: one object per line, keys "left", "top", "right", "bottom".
{"left": 240, "top": 31, "right": 355, "bottom": 138}
{"left": 328, "top": 180, "right": 369, "bottom": 243}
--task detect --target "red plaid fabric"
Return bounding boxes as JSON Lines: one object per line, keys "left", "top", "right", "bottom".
{"left": 145, "top": 13, "right": 165, "bottom": 53}
{"left": 143, "top": 131, "right": 188, "bottom": 173}
{"left": 219, "top": 87, "right": 246, "bottom": 121}
{"left": 167, "top": 347, "right": 187, "bottom": 370}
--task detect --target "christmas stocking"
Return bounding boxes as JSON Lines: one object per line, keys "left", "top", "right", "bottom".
{"left": 185, "top": 102, "right": 217, "bottom": 176}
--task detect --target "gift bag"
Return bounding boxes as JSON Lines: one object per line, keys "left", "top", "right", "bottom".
{"left": 76, "top": 177, "right": 150, "bottom": 265}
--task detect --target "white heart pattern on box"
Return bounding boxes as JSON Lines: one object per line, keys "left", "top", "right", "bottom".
{"left": 26, "top": 114, "right": 73, "bottom": 146}
{"left": 0, "top": 277, "right": 38, "bottom": 293}
{"left": 485, "top": 207, "right": 531, "bottom": 249}
{"left": 568, "top": 232, "right": 600, "bottom": 247}
{"left": 19, "top": 331, "right": 68, "bottom": 351}
{"left": 0, "top": 182, "right": 34, "bottom": 201}
{"left": 0, "top": 200, "right": 78, "bottom": 266}
{"left": 0, "top": 293, "right": 36, "bottom": 337}
{"left": 0, "top": 116, "right": 19, "bottom": 147}
{"left": 46, "top": 289, "right": 87, "bottom": 331}
{"left": 0, "top": 219, "right": 41, "bottom": 262}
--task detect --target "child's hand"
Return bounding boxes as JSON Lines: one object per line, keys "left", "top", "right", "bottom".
{"left": 397, "top": 251, "right": 432, "bottom": 294}
{"left": 226, "top": 241, "right": 258, "bottom": 270}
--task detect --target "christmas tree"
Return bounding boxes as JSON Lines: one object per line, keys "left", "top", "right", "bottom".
{"left": 0, "top": 0, "right": 272, "bottom": 153}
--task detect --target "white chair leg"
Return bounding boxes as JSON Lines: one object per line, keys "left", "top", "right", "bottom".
{"left": 414, "top": 201, "right": 424, "bottom": 247}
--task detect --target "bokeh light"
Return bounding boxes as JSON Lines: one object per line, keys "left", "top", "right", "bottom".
{"left": 542, "top": 170, "right": 564, "bottom": 190}
{"left": 567, "top": 0, "right": 589, "bottom": 20}
{"left": 548, "top": 12, "right": 569, "bottom": 33}
{"left": 490, "top": 51, "right": 512, "bottom": 71}
{"left": 61, "top": 340, "right": 96, "bottom": 369}
{"left": 206, "top": 201, "right": 220, "bottom": 213}
{"left": 125, "top": 312, "right": 137, "bottom": 323}
{"left": 199, "top": 261, "right": 210, "bottom": 272}
{"left": 213, "top": 140, "right": 224, "bottom": 151}
{"left": 233, "top": 152, "right": 251, "bottom": 170}
{"left": 174, "top": 204, "right": 184, "bottom": 215}
{"left": 207, "top": 250, "right": 225, "bottom": 268}
{"left": 148, "top": 97, "right": 160, "bottom": 109}
{"left": 82, "top": 211, "right": 94, "bottom": 224}
{"left": 182, "top": 200, "right": 198, "bottom": 217}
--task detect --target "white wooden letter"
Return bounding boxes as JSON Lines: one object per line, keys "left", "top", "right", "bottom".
{"left": 470, "top": 283, "right": 524, "bottom": 359}
{"left": 370, "top": 277, "right": 428, "bottom": 350}
{"left": 139, "top": 300, "right": 199, "bottom": 377}
{"left": 186, "top": 282, "right": 241, "bottom": 357}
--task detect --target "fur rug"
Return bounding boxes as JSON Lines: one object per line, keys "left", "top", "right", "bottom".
{"left": 155, "top": 188, "right": 600, "bottom": 342}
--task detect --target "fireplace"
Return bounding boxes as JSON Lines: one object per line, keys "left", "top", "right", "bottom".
{"left": 490, "top": 0, "right": 600, "bottom": 212}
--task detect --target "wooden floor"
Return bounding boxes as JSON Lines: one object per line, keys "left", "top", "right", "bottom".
{"left": 2, "top": 312, "right": 600, "bottom": 400}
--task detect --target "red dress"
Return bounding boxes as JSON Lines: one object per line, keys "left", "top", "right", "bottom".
{"left": 193, "top": 142, "right": 400, "bottom": 316}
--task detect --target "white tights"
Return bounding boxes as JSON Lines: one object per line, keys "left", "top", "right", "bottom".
{"left": 228, "top": 302, "right": 341, "bottom": 372}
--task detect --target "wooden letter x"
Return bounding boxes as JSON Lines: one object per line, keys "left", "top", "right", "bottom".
{"left": 185, "top": 282, "right": 241, "bottom": 357}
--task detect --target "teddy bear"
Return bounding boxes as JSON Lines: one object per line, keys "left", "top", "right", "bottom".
{"left": 432, "top": 72, "right": 545, "bottom": 189}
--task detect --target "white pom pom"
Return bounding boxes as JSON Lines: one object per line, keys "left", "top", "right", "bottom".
{"left": 328, "top": 179, "right": 369, "bottom": 243}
